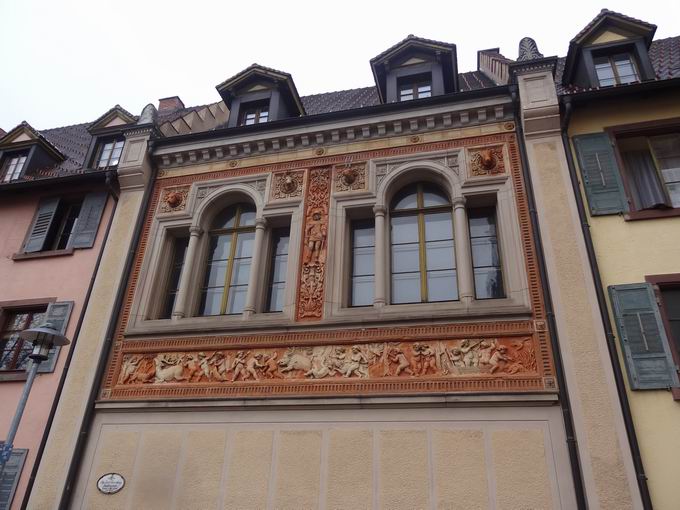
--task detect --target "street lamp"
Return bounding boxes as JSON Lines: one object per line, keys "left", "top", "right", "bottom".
{"left": 0, "top": 323, "right": 69, "bottom": 475}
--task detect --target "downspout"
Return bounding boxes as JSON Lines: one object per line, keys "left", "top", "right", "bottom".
{"left": 58, "top": 147, "right": 158, "bottom": 510}
{"left": 560, "top": 96, "right": 653, "bottom": 510}
{"left": 21, "top": 170, "right": 119, "bottom": 509}
{"left": 510, "top": 86, "right": 588, "bottom": 509}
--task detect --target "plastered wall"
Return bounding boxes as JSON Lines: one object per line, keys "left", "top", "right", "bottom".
{"left": 73, "top": 406, "right": 576, "bottom": 510}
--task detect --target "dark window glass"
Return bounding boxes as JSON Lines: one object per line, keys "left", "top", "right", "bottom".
{"left": 1, "top": 309, "right": 47, "bottom": 370}
{"left": 97, "top": 139, "right": 124, "bottom": 169}
{"left": 160, "top": 236, "right": 189, "bottom": 319}
{"left": 660, "top": 287, "right": 680, "bottom": 356}
{"left": 390, "top": 183, "right": 457, "bottom": 304}
{"left": 594, "top": 53, "right": 639, "bottom": 87}
{"left": 468, "top": 207, "right": 504, "bottom": 299}
{"left": 240, "top": 102, "right": 270, "bottom": 126}
{"left": 2, "top": 154, "right": 27, "bottom": 182}
{"left": 51, "top": 201, "right": 82, "bottom": 250}
{"left": 398, "top": 75, "right": 433, "bottom": 102}
{"left": 267, "top": 227, "right": 290, "bottom": 312}
{"left": 199, "top": 203, "right": 256, "bottom": 316}
{"left": 350, "top": 219, "right": 375, "bottom": 307}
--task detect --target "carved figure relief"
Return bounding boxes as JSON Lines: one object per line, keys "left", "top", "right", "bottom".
{"left": 159, "top": 186, "right": 190, "bottom": 213}
{"left": 271, "top": 170, "right": 304, "bottom": 200}
{"left": 297, "top": 168, "right": 331, "bottom": 320}
{"left": 116, "top": 337, "right": 537, "bottom": 387}
{"left": 334, "top": 162, "right": 367, "bottom": 192}
{"left": 469, "top": 146, "right": 506, "bottom": 177}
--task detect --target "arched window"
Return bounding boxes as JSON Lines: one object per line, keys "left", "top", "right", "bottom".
{"left": 390, "top": 183, "right": 458, "bottom": 304}
{"left": 199, "top": 203, "right": 256, "bottom": 315}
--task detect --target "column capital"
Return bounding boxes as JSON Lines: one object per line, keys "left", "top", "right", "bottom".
{"left": 452, "top": 196, "right": 467, "bottom": 208}
{"left": 189, "top": 225, "right": 203, "bottom": 236}
{"left": 373, "top": 205, "right": 387, "bottom": 217}
{"left": 255, "top": 217, "right": 268, "bottom": 229}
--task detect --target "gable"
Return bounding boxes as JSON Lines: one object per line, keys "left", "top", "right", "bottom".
{"left": 8, "top": 131, "right": 35, "bottom": 143}
{"left": 102, "top": 115, "right": 130, "bottom": 128}
{"left": 585, "top": 27, "right": 637, "bottom": 46}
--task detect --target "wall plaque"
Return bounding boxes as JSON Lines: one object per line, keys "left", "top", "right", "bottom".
{"left": 97, "top": 473, "right": 125, "bottom": 495}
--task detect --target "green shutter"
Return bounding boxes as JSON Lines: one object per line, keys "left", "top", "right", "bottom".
{"left": 573, "top": 133, "right": 628, "bottom": 215}
{"left": 24, "top": 197, "right": 60, "bottom": 253}
{"left": 0, "top": 448, "right": 27, "bottom": 510}
{"left": 38, "top": 301, "right": 73, "bottom": 373}
{"left": 71, "top": 191, "right": 107, "bottom": 248}
{"left": 609, "top": 283, "right": 679, "bottom": 390}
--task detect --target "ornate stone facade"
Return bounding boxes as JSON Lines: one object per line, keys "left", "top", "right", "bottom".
{"left": 271, "top": 170, "right": 304, "bottom": 200}
{"left": 158, "top": 186, "right": 189, "bottom": 213}
{"left": 333, "top": 162, "right": 367, "bottom": 192}
{"left": 468, "top": 145, "right": 506, "bottom": 176}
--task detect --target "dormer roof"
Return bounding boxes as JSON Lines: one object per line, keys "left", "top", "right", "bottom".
{"left": 0, "top": 121, "right": 66, "bottom": 162}
{"left": 215, "top": 63, "right": 305, "bottom": 116}
{"left": 370, "top": 34, "right": 459, "bottom": 103}
{"left": 87, "top": 104, "right": 137, "bottom": 134}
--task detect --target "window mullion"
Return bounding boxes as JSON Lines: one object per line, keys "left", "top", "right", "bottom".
{"left": 221, "top": 231, "right": 239, "bottom": 315}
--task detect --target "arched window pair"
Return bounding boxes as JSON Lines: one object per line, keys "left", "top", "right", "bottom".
{"left": 350, "top": 181, "right": 505, "bottom": 307}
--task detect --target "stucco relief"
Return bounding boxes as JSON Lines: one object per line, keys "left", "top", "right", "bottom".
{"left": 296, "top": 168, "right": 331, "bottom": 320}
{"left": 158, "top": 186, "right": 190, "bottom": 213}
{"left": 117, "top": 337, "right": 537, "bottom": 386}
{"left": 468, "top": 145, "right": 506, "bottom": 177}
{"left": 271, "top": 170, "right": 305, "bottom": 200}
{"left": 333, "top": 162, "right": 367, "bottom": 192}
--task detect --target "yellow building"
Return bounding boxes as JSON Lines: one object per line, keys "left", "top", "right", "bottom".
{"left": 561, "top": 9, "right": 680, "bottom": 510}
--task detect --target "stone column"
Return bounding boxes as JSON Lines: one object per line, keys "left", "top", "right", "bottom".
{"left": 172, "top": 225, "right": 202, "bottom": 319}
{"left": 243, "top": 217, "right": 267, "bottom": 318}
{"left": 452, "top": 196, "right": 474, "bottom": 303}
{"left": 373, "top": 206, "right": 387, "bottom": 308}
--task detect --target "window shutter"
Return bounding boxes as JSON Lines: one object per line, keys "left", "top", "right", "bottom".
{"left": 573, "top": 133, "right": 628, "bottom": 215}
{"left": 71, "top": 191, "right": 108, "bottom": 248}
{"left": 0, "top": 448, "right": 27, "bottom": 510}
{"left": 23, "top": 197, "right": 60, "bottom": 253}
{"left": 38, "top": 301, "right": 73, "bottom": 373}
{"left": 609, "top": 283, "right": 680, "bottom": 390}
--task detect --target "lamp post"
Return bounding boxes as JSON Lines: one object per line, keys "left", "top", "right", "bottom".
{"left": 0, "top": 323, "right": 69, "bottom": 476}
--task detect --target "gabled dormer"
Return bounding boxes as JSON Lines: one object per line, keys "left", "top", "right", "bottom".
{"left": 0, "top": 122, "right": 65, "bottom": 183}
{"left": 85, "top": 105, "right": 136, "bottom": 170}
{"left": 216, "top": 64, "right": 305, "bottom": 128}
{"left": 370, "top": 35, "right": 459, "bottom": 104}
{"left": 562, "top": 9, "right": 657, "bottom": 90}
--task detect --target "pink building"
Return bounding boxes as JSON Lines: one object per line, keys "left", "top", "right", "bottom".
{"left": 0, "top": 107, "right": 134, "bottom": 508}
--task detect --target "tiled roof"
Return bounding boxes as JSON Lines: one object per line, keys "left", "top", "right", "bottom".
{"left": 570, "top": 8, "right": 656, "bottom": 44}
{"left": 157, "top": 103, "right": 212, "bottom": 124}
{"left": 371, "top": 34, "right": 456, "bottom": 64}
{"left": 301, "top": 87, "right": 379, "bottom": 115}
{"left": 459, "top": 71, "right": 496, "bottom": 91}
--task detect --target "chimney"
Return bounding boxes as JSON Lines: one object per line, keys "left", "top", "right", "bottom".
{"left": 158, "top": 96, "right": 185, "bottom": 112}
{"left": 477, "top": 48, "right": 511, "bottom": 86}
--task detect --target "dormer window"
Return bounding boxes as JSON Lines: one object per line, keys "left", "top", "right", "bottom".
{"left": 2, "top": 153, "right": 28, "bottom": 182}
{"left": 398, "top": 75, "right": 432, "bottom": 101}
{"left": 594, "top": 53, "right": 639, "bottom": 87}
{"left": 96, "top": 139, "right": 124, "bottom": 169}
{"left": 240, "top": 101, "right": 269, "bottom": 126}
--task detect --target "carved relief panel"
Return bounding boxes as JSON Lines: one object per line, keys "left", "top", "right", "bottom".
{"left": 467, "top": 145, "right": 506, "bottom": 177}
{"left": 333, "top": 162, "right": 367, "bottom": 192}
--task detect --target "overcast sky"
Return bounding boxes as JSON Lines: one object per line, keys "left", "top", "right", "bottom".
{"left": 1, "top": 0, "right": 677, "bottom": 130}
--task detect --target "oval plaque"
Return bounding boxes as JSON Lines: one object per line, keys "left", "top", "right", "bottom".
{"left": 97, "top": 473, "right": 125, "bottom": 495}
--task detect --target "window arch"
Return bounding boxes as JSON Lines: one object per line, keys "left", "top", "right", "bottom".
{"left": 390, "top": 182, "right": 458, "bottom": 304}
{"left": 199, "top": 202, "right": 256, "bottom": 316}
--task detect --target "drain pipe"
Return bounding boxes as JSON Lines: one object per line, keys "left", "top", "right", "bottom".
{"left": 58, "top": 144, "right": 158, "bottom": 510}
{"left": 510, "top": 86, "right": 588, "bottom": 509}
{"left": 560, "top": 96, "right": 652, "bottom": 509}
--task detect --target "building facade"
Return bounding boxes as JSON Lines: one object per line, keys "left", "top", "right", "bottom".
{"left": 23, "top": 16, "right": 668, "bottom": 510}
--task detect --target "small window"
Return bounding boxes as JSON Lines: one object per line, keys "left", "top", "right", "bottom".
{"left": 468, "top": 206, "right": 504, "bottom": 299}
{"left": 199, "top": 203, "right": 256, "bottom": 316}
{"left": 160, "top": 235, "right": 189, "bottom": 319}
{"left": 350, "top": 219, "right": 375, "bottom": 307}
{"left": 50, "top": 200, "right": 83, "bottom": 250}
{"left": 594, "top": 53, "right": 639, "bottom": 87}
{"left": 266, "top": 227, "right": 290, "bottom": 312}
{"left": 398, "top": 74, "right": 432, "bottom": 102}
{"left": 240, "top": 101, "right": 269, "bottom": 126}
{"left": 2, "top": 154, "right": 28, "bottom": 182}
{"left": 1, "top": 308, "right": 47, "bottom": 370}
{"left": 96, "top": 139, "right": 125, "bottom": 169}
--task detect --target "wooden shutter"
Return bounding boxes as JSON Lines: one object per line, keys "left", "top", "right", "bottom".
{"left": 0, "top": 448, "right": 27, "bottom": 510}
{"left": 38, "top": 301, "right": 73, "bottom": 373}
{"left": 71, "top": 191, "right": 108, "bottom": 248}
{"left": 609, "top": 283, "right": 680, "bottom": 389}
{"left": 23, "top": 197, "right": 60, "bottom": 253}
{"left": 573, "top": 133, "right": 628, "bottom": 215}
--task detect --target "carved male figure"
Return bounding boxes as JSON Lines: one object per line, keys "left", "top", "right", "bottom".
{"left": 304, "top": 209, "right": 327, "bottom": 264}
{"left": 387, "top": 346, "right": 413, "bottom": 376}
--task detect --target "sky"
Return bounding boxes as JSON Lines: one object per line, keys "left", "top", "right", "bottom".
{"left": 0, "top": 0, "right": 677, "bottom": 130}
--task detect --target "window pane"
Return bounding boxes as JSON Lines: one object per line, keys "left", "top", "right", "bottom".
{"left": 268, "top": 282, "right": 286, "bottom": 312}
{"left": 392, "top": 272, "right": 421, "bottom": 303}
{"left": 391, "top": 243, "right": 420, "bottom": 273}
{"left": 470, "top": 237, "right": 500, "bottom": 267}
{"left": 238, "top": 206, "right": 256, "bottom": 226}
{"left": 230, "top": 258, "right": 251, "bottom": 286}
{"left": 208, "top": 234, "right": 231, "bottom": 261}
{"left": 474, "top": 267, "right": 505, "bottom": 299}
{"left": 424, "top": 212, "right": 453, "bottom": 241}
{"left": 226, "top": 286, "right": 247, "bottom": 314}
{"left": 211, "top": 206, "right": 238, "bottom": 229}
{"left": 271, "top": 255, "right": 288, "bottom": 283}
{"left": 204, "top": 260, "right": 228, "bottom": 287}
{"left": 391, "top": 215, "right": 418, "bottom": 243}
{"left": 613, "top": 55, "right": 638, "bottom": 84}
{"left": 422, "top": 184, "right": 449, "bottom": 207}
{"left": 469, "top": 214, "right": 497, "bottom": 237}
{"left": 235, "top": 232, "right": 254, "bottom": 257}
{"left": 199, "top": 288, "right": 223, "bottom": 316}
{"left": 469, "top": 207, "right": 504, "bottom": 299}
{"left": 595, "top": 58, "right": 616, "bottom": 87}
{"left": 391, "top": 185, "right": 419, "bottom": 210}
{"left": 352, "top": 224, "right": 375, "bottom": 247}
{"left": 427, "top": 269, "right": 458, "bottom": 301}
{"left": 425, "top": 240, "right": 455, "bottom": 270}
{"left": 351, "top": 275, "right": 374, "bottom": 306}
{"left": 353, "top": 246, "right": 374, "bottom": 276}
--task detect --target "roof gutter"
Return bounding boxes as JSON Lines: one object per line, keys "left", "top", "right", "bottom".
{"left": 0, "top": 170, "right": 110, "bottom": 195}
{"left": 559, "top": 95, "right": 653, "bottom": 509}
{"left": 563, "top": 76, "right": 680, "bottom": 103}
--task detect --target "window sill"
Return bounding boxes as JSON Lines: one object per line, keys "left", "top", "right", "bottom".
{"left": 624, "top": 208, "right": 680, "bottom": 221}
{"left": 0, "top": 371, "right": 29, "bottom": 382}
{"left": 12, "top": 248, "right": 75, "bottom": 260}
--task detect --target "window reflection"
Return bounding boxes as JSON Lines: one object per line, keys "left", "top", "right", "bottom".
{"left": 468, "top": 207, "right": 504, "bottom": 299}
{"left": 350, "top": 219, "right": 375, "bottom": 306}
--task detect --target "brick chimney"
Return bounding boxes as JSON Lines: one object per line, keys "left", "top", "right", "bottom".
{"left": 158, "top": 96, "right": 185, "bottom": 112}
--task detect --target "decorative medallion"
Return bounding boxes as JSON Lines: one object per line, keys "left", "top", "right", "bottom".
{"left": 271, "top": 170, "right": 304, "bottom": 200}
{"left": 158, "top": 186, "right": 189, "bottom": 213}
{"left": 296, "top": 167, "right": 331, "bottom": 320}
{"left": 334, "top": 162, "right": 367, "bottom": 192}
{"left": 97, "top": 473, "right": 125, "bottom": 495}
{"left": 469, "top": 146, "right": 506, "bottom": 177}
{"left": 228, "top": 160, "right": 239, "bottom": 168}
{"left": 315, "top": 147, "right": 327, "bottom": 156}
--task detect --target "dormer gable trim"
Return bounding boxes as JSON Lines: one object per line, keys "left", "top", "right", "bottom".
{"left": 0, "top": 121, "right": 65, "bottom": 162}
{"left": 87, "top": 105, "right": 137, "bottom": 134}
